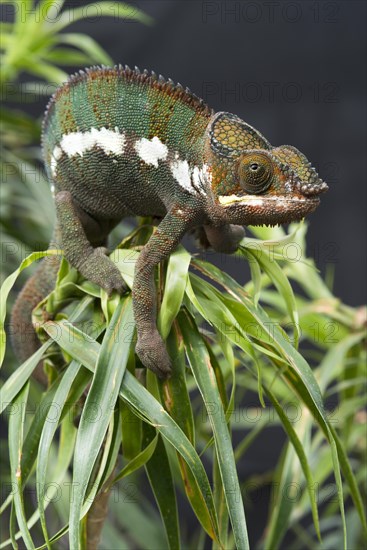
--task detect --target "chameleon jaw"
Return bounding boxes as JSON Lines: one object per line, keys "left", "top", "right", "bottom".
{"left": 215, "top": 193, "right": 321, "bottom": 226}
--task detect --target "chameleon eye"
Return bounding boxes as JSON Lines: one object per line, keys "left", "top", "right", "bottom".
{"left": 238, "top": 152, "right": 274, "bottom": 194}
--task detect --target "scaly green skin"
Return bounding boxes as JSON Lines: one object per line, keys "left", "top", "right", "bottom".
{"left": 11, "top": 65, "right": 328, "bottom": 378}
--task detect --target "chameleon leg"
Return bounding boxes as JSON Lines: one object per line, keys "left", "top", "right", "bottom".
{"left": 203, "top": 224, "right": 245, "bottom": 253}
{"left": 10, "top": 249, "right": 61, "bottom": 385}
{"left": 133, "top": 207, "right": 195, "bottom": 378}
{"left": 55, "top": 191, "right": 127, "bottom": 294}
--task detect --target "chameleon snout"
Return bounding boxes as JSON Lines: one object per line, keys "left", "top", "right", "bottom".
{"left": 298, "top": 180, "right": 329, "bottom": 197}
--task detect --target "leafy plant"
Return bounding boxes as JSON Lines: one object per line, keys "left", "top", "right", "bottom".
{"left": 1, "top": 2, "right": 366, "bottom": 549}
{"left": 1, "top": 220, "right": 366, "bottom": 548}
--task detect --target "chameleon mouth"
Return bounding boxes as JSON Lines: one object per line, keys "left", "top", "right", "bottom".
{"left": 218, "top": 194, "right": 320, "bottom": 206}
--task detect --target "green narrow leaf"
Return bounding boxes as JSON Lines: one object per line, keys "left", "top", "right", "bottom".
{"left": 239, "top": 245, "right": 300, "bottom": 347}
{"left": 188, "top": 274, "right": 265, "bottom": 404}
{"left": 55, "top": 32, "right": 113, "bottom": 65}
{"left": 0, "top": 342, "right": 52, "bottom": 413}
{"left": 263, "top": 389, "right": 321, "bottom": 549}
{"left": 159, "top": 323, "right": 194, "bottom": 442}
{"left": 111, "top": 248, "right": 139, "bottom": 288}
{"left": 144, "top": 424, "right": 180, "bottom": 550}
{"left": 241, "top": 247, "right": 262, "bottom": 306}
{"left": 199, "top": 343, "right": 234, "bottom": 457}
{"left": 185, "top": 274, "right": 211, "bottom": 320}
{"left": 157, "top": 324, "right": 217, "bottom": 537}
{"left": 264, "top": 441, "right": 296, "bottom": 550}
{"left": 4, "top": 150, "right": 55, "bottom": 227}
{"left": 1, "top": 379, "right": 84, "bottom": 548}
{"left": 44, "top": 49, "right": 93, "bottom": 65}
{"left": 21, "top": 58, "right": 68, "bottom": 83}
{"left": 81, "top": 414, "right": 116, "bottom": 517}
{"left": 110, "top": 429, "right": 158, "bottom": 484}
{"left": 100, "top": 406, "right": 123, "bottom": 485}
{"left": 158, "top": 246, "right": 191, "bottom": 339}
{"left": 22, "top": 366, "right": 90, "bottom": 485}
{"left": 317, "top": 333, "right": 366, "bottom": 392}
{"left": 69, "top": 297, "right": 134, "bottom": 548}
{"left": 38, "top": 0, "right": 66, "bottom": 19}
{"left": 9, "top": 501, "right": 18, "bottom": 550}
{"left": 179, "top": 309, "right": 249, "bottom": 550}
{"left": 120, "top": 348, "right": 142, "bottom": 460}
{"left": 210, "top": 343, "right": 232, "bottom": 549}
{"left": 213, "top": 454, "right": 229, "bottom": 550}
{"left": 120, "top": 398, "right": 142, "bottom": 460}
{"left": 37, "top": 361, "right": 82, "bottom": 548}
{"left": 328, "top": 424, "right": 367, "bottom": 537}
{"left": 8, "top": 383, "right": 35, "bottom": 549}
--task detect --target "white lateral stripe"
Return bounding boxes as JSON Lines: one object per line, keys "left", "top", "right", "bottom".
{"left": 171, "top": 159, "right": 193, "bottom": 193}
{"left": 134, "top": 136, "right": 168, "bottom": 167}
{"left": 191, "top": 166, "right": 201, "bottom": 193}
{"left": 92, "top": 127, "right": 126, "bottom": 156}
{"left": 170, "top": 160, "right": 210, "bottom": 196}
{"left": 60, "top": 131, "right": 94, "bottom": 156}
{"left": 53, "top": 145, "right": 63, "bottom": 160}
{"left": 50, "top": 145, "right": 62, "bottom": 177}
{"left": 51, "top": 128, "right": 210, "bottom": 200}
{"left": 50, "top": 157, "right": 57, "bottom": 177}
{"left": 57, "top": 127, "right": 126, "bottom": 158}
{"left": 50, "top": 127, "right": 126, "bottom": 177}
{"left": 192, "top": 165, "right": 208, "bottom": 196}
{"left": 199, "top": 164, "right": 210, "bottom": 195}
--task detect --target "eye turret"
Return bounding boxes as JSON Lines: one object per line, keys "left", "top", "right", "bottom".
{"left": 238, "top": 152, "right": 274, "bottom": 194}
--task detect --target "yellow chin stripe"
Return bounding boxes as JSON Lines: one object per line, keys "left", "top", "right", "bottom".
{"left": 218, "top": 194, "right": 265, "bottom": 206}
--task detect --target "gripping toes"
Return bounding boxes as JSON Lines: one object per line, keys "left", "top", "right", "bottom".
{"left": 230, "top": 224, "right": 246, "bottom": 244}
{"left": 204, "top": 223, "right": 245, "bottom": 254}
{"left": 136, "top": 331, "right": 172, "bottom": 379}
{"left": 80, "top": 247, "right": 127, "bottom": 295}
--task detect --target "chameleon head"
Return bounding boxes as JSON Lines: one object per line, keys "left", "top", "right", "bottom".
{"left": 207, "top": 112, "right": 328, "bottom": 226}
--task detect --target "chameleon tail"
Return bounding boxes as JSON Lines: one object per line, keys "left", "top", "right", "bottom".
{"left": 10, "top": 226, "right": 62, "bottom": 384}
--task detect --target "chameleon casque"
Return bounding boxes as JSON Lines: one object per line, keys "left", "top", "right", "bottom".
{"left": 11, "top": 65, "right": 328, "bottom": 379}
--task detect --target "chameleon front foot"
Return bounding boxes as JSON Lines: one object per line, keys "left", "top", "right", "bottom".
{"left": 204, "top": 224, "right": 245, "bottom": 254}
{"left": 135, "top": 331, "right": 172, "bottom": 379}
{"left": 79, "top": 247, "right": 128, "bottom": 295}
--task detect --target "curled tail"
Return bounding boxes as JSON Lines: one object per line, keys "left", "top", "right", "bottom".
{"left": 10, "top": 228, "right": 61, "bottom": 384}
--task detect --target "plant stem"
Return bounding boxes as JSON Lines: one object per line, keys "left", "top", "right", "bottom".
{"left": 85, "top": 465, "right": 117, "bottom": 550}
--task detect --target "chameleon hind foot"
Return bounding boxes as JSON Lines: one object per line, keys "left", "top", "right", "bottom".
{"left": 135, "top": 330, "right": 172, "bottom": 379}
{"left": 79, "top": 247, "right": 128, "bottom": 295}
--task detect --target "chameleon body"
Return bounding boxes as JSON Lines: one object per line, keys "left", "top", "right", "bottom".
{"left": 11, "top": 65, "right": 328, "bottom": 378}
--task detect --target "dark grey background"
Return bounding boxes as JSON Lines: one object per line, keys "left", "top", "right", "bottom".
{"left": 2, "top": 1, "right": 365, "bottom": 546}
{"left": 5, "top": 0, "right": 366, "bottom": 305}
{"left": 75, "top": 0, "right": 366, "bottom": 307}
